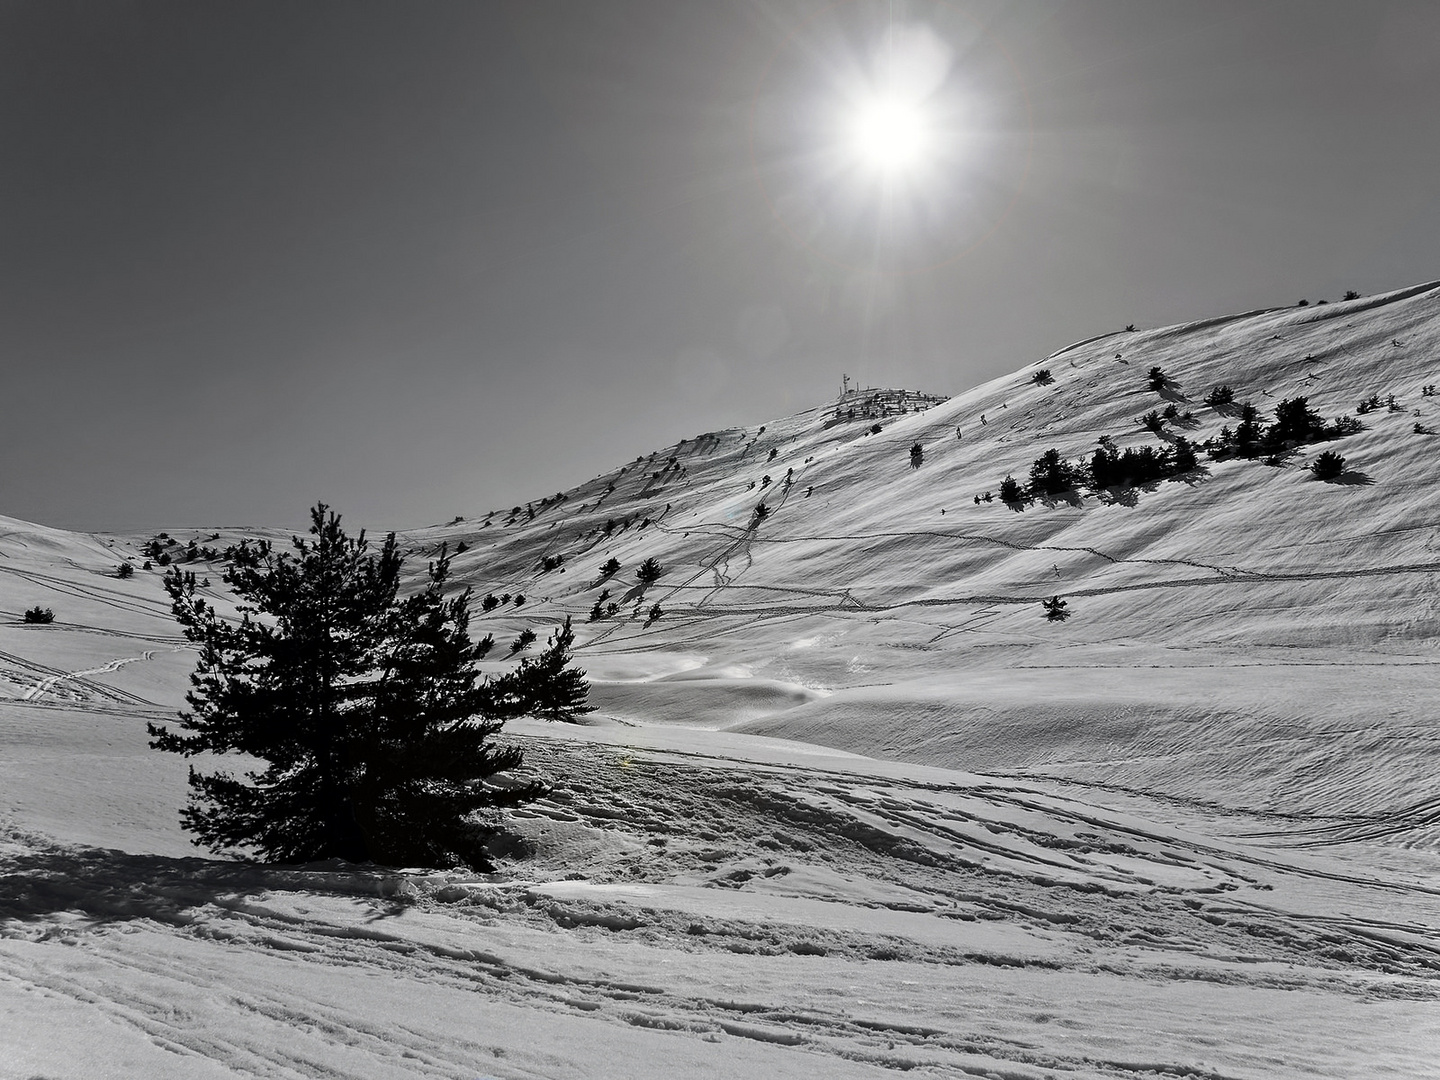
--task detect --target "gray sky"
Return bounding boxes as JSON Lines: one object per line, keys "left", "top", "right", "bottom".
{"left": 4, "top": 0, "right": 1438, "bottom": 533}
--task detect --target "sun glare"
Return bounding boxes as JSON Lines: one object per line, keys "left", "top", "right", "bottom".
{"left": 849, "top": 95, "right": 929, "bottom": 175}
{"left": 751, "top": 5, "right": 1032, "bottom": 270}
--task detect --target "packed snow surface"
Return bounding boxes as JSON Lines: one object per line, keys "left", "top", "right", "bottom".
{"left": 4, "top": 282, "right": 1440, "bottom": 1076}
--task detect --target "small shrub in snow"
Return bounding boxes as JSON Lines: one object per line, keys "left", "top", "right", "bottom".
{"left": 1142, "top": 410, "right": 1164, "bottom": 434}
{"left": 599, "top": 557, "right": 620, "bottom": 578}
{"left": 1042, "top": 596, "right": 1069, "bottom": 622}
{"left": 116, "top": 562, "right": 135, "bottom": 579}
{"left": 23, "top": 606, "right": 54, "bottom": 624}
{"left": 482, "top": 593, "right": 499, "bottom": 612}
{"left": 1310, "top": 451, "right": 1345, "bottom": 480}
{"left": 998, "top": 476, "right": 1024, "bottom": 504}
{"left": 1031, "top": 368, "right": 1054, "bottom": 386}
{"left": 870, "top": 423, "right": 882, "bottom": 435}
{"left": 1147, "top": 366, "right": 1167, "bottom": 391}
{"left": 909, "top": 443, "right": 924, "bottom": 468}
{"left": 1343, "top": 290, "right": 1361, "bottom": 301}
{"left": 645, "top": 603, "right": 663, "bottom": 627}
{"left": 636, "top": 557, "right": 663, "bottom": 584}
{"left": 1204, "top": 384, "right": 1235, "bottom": 407}
{"left": 510, "top": 628, "right": 537, "bottom": 655}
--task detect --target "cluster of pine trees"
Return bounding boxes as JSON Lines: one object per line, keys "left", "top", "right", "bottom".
{"left": 1204, "top": 396, "right": 1360, "bottom": 461}
{"left": 997, "top": 395, "right": 1358, "bottom": 501}
{"left": 1002, "top": 439, "right": 1200, "bottom": 501}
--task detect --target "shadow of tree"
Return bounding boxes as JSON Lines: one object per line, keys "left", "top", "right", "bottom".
{"left": 1035, "top": 490, "right": 1085, "bottom": 510}
{"left": 0, "top": 841, "right": 416, "bottom": 929}
{"left": 1094, "top": 486, "right": 1140, "bottom": 508}
{"left": 1328, "top": 470, "right": 1375, "bottom": 486}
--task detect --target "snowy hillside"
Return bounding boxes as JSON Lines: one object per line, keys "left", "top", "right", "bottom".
{"left": 3, "top": 281, "right": 1439, "bottom": 1078}
{"left": 404, "top": 279, "right": 1440, "bottom": 818}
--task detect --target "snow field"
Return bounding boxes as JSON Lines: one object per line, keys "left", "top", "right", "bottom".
{"left": 4, "top": 280, "right": 1440, "bottom": 1075}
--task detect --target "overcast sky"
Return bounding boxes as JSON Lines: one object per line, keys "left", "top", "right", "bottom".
{"left": 4, "top": 0, "right": 1439, "bottom": 533}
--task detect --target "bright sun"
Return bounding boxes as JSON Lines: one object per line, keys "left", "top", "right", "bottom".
{"left": 848, "top": 94, "right": 929, "bottom": 176}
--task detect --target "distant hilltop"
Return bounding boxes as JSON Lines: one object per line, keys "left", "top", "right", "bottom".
{"left": 830, "top": 387, "right": 950, "bottom": 424}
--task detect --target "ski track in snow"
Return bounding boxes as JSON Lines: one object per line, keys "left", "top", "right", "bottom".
{"left": 4, "top": 734, "right": 1440, "bottom": 1078}
{"left": 19, "top": 652, "right": 155, "bottom": 702}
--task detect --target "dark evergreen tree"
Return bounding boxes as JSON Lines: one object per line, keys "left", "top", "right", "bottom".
{"left": 116, "top": 562, "right": 135, "bottom": 579}
{"left": 1042, "top": 596, "right": 1069, "bottom": 622}
{"left": 509, "top": 628, "right": 537, "bottom": 654}
{"left": 636, "top": 557, "right": 663, "bottom": 584}
{"left": 1234, "top": 402, "right": 1264, "bottom": 456}
{"left": 1142, "top": 410, "right": 1164, "bottom": 435}
{"left": 1203, "top": 384, "right": 1234, "bottom": 407}
{"left": 1269, "top": 396, "right": 1325, "bottom": 445}
{"left": 489, "top": 619, "right": 593, "bottom": 724}
{"left": 23, "top": 606, "right": 54, "bottom": 624}
{"left": 1147, "top": 366, "right": 1167, "bottom": 391}
{"left": 998, "top": 475, "right": 1024, "bottom": 503}
{"left": 1090, "top": 446, "right": 1118, "bottom": 490}
{"left": 481, "top": 593, "right": 500, "bottom": 612}
{"left": 1310, "top": 450, "right": 1346, "bottom": 479}
{"left": 909, "top": 442, "right": 924, "bottom": 468}
{"left": 1028, "top": 448, "right": 1082, "bottom": 495}
{"left": 148, "top": 504, "right": 580, "bottom": 868}
{"left": 599, "top": 557, "right": 620, "bottom": 578}
{"left": 1172, "top": 437, "right": 1198, "bottom": 473}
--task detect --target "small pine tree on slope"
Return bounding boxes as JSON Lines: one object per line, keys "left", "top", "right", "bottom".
{"left": 148, "top": 503, "right": 587, "bottom": 868}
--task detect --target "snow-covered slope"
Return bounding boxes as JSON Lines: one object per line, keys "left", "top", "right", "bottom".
{"left": 2, "top": 281, "right": 1439, "bottom": 1078}
{"left": 398, "top": 279, "right": 1440, "bottom": 818}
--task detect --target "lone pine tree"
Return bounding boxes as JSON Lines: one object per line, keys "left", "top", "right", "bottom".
{"left": 148, "top": 503, "right": 590, "bottom": 868}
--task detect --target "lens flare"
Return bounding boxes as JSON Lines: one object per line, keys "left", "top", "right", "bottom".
{"left": 849, "top": 95, "right": 929, "bottom": 175}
